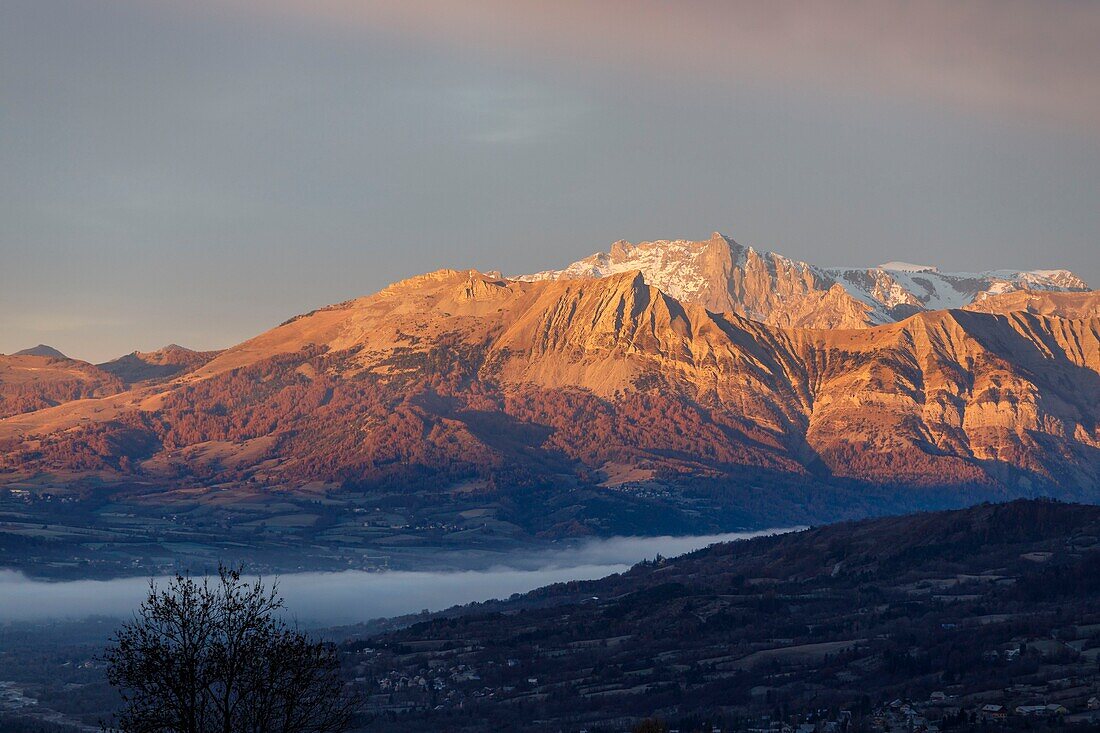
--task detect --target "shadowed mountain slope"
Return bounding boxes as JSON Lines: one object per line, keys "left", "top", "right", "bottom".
{"left": 97, "top": 344, "right": 220, "bottom": 385}
{"left": 349, "top": 499, "right": 1100, "bottom": 731}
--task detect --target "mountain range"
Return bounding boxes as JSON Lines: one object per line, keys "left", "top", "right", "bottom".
{"left": 1, "top": 233, "right": 1096, "bottom": 530}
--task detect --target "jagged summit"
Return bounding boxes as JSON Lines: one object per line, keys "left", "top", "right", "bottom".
{"left": 519, "top": 233, "right": 1093, "bottom": 328}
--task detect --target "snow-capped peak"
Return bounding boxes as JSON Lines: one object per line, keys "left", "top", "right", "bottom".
{"left": 517, "top": 235, "right": 727, "bottom": 305}
{"left": 515, "top": 233, "right": 1091, "bottom": 329}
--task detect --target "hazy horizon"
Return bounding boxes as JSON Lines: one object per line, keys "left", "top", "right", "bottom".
{"left": 3, "top": 1, "right": 1099, "bottom": 362}
{"left": 0, "top": 529, "right": 787, "bottom": 625}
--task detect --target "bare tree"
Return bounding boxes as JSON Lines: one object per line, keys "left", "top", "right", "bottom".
{"left": 103, "top": 566, "right": 356, "bottom": 733}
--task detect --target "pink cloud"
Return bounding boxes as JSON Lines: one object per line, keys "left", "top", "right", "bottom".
{"left": 173, "top": 0, "right": 1100, "bottom": 132}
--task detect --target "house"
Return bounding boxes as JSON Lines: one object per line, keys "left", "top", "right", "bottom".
{"left": 1089, "top": 697, "right": 1100, "bottom": 711}
{"left": 979, "top": 704, "right": 1007, "bottom": 722}
{"left": 930, "top": 691, "right": 947, "bottom": 703}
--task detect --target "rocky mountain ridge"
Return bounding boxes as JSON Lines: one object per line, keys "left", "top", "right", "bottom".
{"left": 1, "top": 267, "right": 1096, "bottom": 519}
{"left": 520, "top": 232, "right": 1092, "bottom": 329}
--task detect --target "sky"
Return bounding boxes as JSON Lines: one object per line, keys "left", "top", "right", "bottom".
{"left": 2, "top": 0, "right": 1098, "bottom": 362}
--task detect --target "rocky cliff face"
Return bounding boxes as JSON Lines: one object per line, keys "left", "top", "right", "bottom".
{"left": 962, "top": 289, "right": 1100, "bottom": 319}
{"left": 2, "top": 269, "right": 1096, "bottom": 499}
{"left": 521, "top": 232, "right": 1093, "bottom": 328}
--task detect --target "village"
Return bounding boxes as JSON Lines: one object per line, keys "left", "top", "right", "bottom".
{"left": 348, "top": 628, "right": 1100, "bottom": 731}
{"left": 343, "top": 502, "right": 1100, "bottom": 731}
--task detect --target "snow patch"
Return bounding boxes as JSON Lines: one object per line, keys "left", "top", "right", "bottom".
{"left": 517, "top": 234, "right": 1090, "bottom": 324}
{"left": 517, "top": 239, "right": 712, "bottom": 303}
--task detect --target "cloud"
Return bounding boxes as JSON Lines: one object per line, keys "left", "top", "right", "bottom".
{"left": 0, "top": 529, "right": 791, "bottom": 625}
{"left": 174, "top": 0, "right": 1100, "bottom": 133}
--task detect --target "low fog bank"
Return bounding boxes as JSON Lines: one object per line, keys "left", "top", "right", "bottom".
{"left": 0, "top": 529, "right": 792, "bottom": 626}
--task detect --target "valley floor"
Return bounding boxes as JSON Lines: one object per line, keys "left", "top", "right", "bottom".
{"left": 4, "top": 501, "right": 1100, "bottom": 732}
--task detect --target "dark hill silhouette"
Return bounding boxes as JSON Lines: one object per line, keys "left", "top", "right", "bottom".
{"left": 351, "top": 499, "right": 1100, "bottom": 731}
{"left": 13, "top": 344, "right": 68, "bottom": 359}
